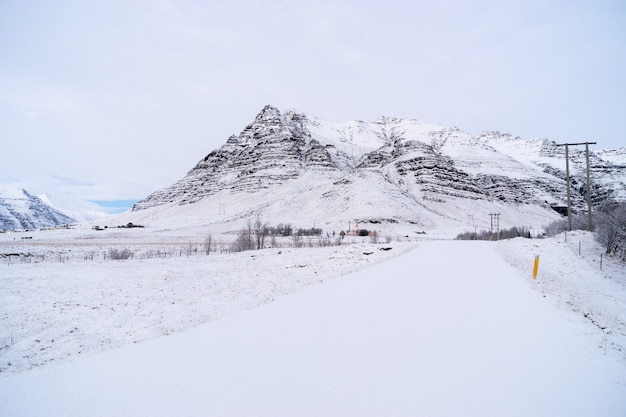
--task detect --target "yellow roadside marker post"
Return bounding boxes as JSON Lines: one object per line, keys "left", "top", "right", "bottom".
{"left": 532, "top": 255, "right": 540, "bottom": 279}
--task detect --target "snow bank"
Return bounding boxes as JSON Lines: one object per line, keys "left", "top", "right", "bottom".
{"left": 496, "top": 230, "right": 626, "bottom": 361}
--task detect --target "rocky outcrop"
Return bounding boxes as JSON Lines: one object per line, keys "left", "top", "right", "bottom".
{"left": 135, "top": 106, "right": 339, "bottom": 209}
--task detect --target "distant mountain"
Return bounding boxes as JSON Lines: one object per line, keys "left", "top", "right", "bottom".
{"left": 130, "top": 105, "right": 625, "bottom": 233}
{"left": 0, "top": 188, "right": 76, "bottom": 231}
{"left": 37, "top": 194, "right": 110, "bottom": 222}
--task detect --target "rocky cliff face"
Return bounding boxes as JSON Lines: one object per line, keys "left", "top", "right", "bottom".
{"left": 0, "top": 188, "right": 76, "bottom": 231}
{"left": 135, "top": 106, "right": 344, "bottom": 209}
{"left": 133, "top": 105, "right": 626, "bottom": 224}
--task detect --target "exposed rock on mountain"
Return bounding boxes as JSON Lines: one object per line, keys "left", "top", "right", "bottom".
{"left": 132, "top": 105, "right": 625, "bottom": 231}
{"left": 135, "top": 106, "right": 343, "bottom": 209}
{"left": 0, "top": 188, "right": 76, "bottom": 231}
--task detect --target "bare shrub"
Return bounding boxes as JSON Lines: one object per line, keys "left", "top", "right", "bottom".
{"left": 292, "top": 234, "right": 303, "bottom": 248}
{"left": 544, "top": 219, "right": 567, "bottom": 237}
{"left": 108, "top": 248, "right": 133, "bottom": 260}
{"left": 319, "top": 236, "right": 332, "bottom": 247}
{"left": 183, "top": 241, "right": 198, "bottom": 256}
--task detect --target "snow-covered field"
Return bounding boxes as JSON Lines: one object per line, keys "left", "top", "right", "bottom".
{"left": 0, "top": 227, "right": 625, "bottom": 416}
{"left": 0, "top": 231, "right": 415, "bottom": 374}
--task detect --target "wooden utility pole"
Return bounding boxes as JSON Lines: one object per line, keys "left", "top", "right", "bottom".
{"left": 556, "top": 142, "right": 596, "bottom": 231}
{"left": 584, "top": 142, "right": 594, "bottom": 231}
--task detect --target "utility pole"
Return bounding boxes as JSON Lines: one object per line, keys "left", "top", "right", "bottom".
{"left": 584, "top": 142, "right": 594, "bottom": 231}
{"left": 489, "top": 213, "right": 500, "bottom": 240}
{"left": 556, "top": 142, "right": 596, "bottom": 231}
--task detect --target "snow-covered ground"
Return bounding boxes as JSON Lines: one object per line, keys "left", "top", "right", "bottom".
{"left": 0, "top": 227, "right": 625, "bottom": 416}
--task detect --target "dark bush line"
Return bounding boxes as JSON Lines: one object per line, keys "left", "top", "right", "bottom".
{"left": 455, "top": 226, "right": 532, "bottom": 241}
{"left": 456, "top": 200, "right": 625, "bottom": 261}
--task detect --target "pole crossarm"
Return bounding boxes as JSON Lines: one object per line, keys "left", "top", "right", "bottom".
{"left": 556, "top": 142, "right": 597, "bottom": 146}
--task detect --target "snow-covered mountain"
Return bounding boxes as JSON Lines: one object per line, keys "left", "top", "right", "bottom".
{"left": 37, "top": 193, "right": 109, "bottom": 223}
{"left": 0, "top": 188, "right": 76, "bottom": 231}
{"left": 130, "top": 105, "right": 625, "bottom": 234}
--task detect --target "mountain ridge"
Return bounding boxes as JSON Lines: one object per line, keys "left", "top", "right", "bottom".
{"left": 0, "top": 188, "right": 76, "bottom": 231}
{"left": 131, "top": 105, "right": 625, "bottom": 234}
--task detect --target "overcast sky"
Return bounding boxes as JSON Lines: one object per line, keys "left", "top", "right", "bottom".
{"left": 1, "top": 0, "right": 624, "bottom": 204}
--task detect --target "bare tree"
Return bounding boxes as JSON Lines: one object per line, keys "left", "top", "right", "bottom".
{"left": 184, "top": 241, "right": 197, "bottom": 256}
{"left": 253, "top": 216, "right": 270, "bottom": 250}
{"left": 595, "top": 201, "right": 626, "bottom": 255}
{"left": 232, "top": 219, "right": 254, "bottom": 252}
{"left": 203, "top": 234, "right": 213, "bottom": 255}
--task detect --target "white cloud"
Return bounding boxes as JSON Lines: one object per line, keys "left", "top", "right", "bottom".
{"left": 0, "top": 0, "right": 624, "bottom": 202}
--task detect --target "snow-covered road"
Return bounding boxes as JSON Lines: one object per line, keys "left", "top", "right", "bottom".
{"left": 1, "top": 239, "right": 624, "bottom": 416}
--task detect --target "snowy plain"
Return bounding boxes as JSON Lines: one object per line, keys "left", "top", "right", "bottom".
{"left": 0, "top": 225, "right": 625, "bottom": 416}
